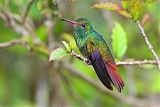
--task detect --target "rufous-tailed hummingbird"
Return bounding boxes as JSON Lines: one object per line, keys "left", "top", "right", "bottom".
{"left": 61, "top": 18, "right": 124, "bottom": 92}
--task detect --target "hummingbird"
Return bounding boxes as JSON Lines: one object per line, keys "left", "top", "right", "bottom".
{"left": 61, "top": 18, "right": 124, "bottom": 92}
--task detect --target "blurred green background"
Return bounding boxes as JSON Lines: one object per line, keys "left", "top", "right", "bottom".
{"left": 0, "top": 0, "right": 160, "bottom": 107}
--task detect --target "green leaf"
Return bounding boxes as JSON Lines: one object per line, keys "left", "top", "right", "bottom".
{"left": 120, "top": 0, "right": 128, "bottom": 9}
{"left": 62, "top": 41, "right": 71, "bottom": 52}
{"left": 49, "top": 47, "right": 68, "bottom": 61}
{"left": 92, "top": 0, "right": 156, "bottom": 20}
{"left": 111, "top": 22, "right": 127, "bottom": 58}
{"left": 62, "top": 33, "right": 79, "bottom": 52}
{"left": 62, "top": 33, "right": 77, "bottom": 49}
{"left": 127, "top": 0, "right": 155, "bottom": 21}
{"left": 120, "top": 0, "right": 156, "bottom": 21}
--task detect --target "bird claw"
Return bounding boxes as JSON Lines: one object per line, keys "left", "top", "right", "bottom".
{"left": 84, "top": 58, "right": 91, "bottom": 65}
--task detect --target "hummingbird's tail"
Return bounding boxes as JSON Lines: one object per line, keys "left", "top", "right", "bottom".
{"left": 105, "top": 61, "right": 124, "bottom": 92}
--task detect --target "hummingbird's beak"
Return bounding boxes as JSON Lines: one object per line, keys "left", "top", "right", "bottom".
{"left": 61, "top": 18, "right": 81, "bottom": 26}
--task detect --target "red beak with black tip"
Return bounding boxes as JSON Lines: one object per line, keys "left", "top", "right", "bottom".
{"left": 60, "top": 18, "right": 81, "bottom": 26}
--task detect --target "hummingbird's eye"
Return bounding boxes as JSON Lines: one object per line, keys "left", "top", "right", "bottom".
{"left": 81, "top": 24, "right": 86, "bottom": 28}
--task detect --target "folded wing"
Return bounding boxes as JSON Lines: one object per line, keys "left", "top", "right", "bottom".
{"left": 88, "top": 49, "right": 113, "bottom": 90}
{"left": 87, "top": 44, "right": 124, "bottom": 92}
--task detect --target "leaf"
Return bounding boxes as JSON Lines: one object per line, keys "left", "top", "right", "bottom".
{"left": 141, "top": 13, "right": 151, "bottom": 26}
{"left": 120, "top": 0, "right": 128, "bottom": 9}
{"left": 92, "top": 0, "right": 156, "bottom": 21}
{"left": 62, "top": 33, "right": 77, "bottom": 48}
{"left": 129, "top": 0, "right": 144, "bottom": 21}
{"left": 92, "top": 2, "right": 132, "bottom": 18}
{"left": 49, "top": 47, "right": 68, "bottom": 61}
{"left": 62, "top": 41, "right": 71, "bottom": 52}
{"left": 126, "top": 0, "right": 155, "bottom": 21}
{"left": 92, "top": 2, "right": 120, "bottom": 10}
{"left": 122, "top": 0, "right": 156, "bottom": 21}
{"left": 117, "top": 10, "right": 132, "bottom": 18}
{"left": 62, "top": 33, "right": 79, "bottom": 52}
{"left": 111, "top": 22, "right": 127, "bottom": 58}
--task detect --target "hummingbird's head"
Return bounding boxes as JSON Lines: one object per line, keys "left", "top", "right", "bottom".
{"left": 61, "top": 18, "right": 93, "bottom": 36}
{"left": 74, "top": 18, "right": 92, "bottom": 31}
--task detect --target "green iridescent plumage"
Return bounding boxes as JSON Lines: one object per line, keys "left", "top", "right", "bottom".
{"left": 75, "top": 18, "right": 114, "bottom": 61}
{"left": 61, "top": 18, "right": 124, "bottom": 92}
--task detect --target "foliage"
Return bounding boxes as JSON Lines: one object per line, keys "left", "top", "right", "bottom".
{"left": 111, "top": 22, "right": 127, "bottom": 59}
{"left": 0, "top": 0, "right": 159, "bottom": 107}
{"left": 92, "top": 2, "right": 132, "bottom": 18}
{"left": 92, "top": 0, "right": 156, "bottom": 21}
{"left": 49, "top": 47, "right": 68, "bottom": 61}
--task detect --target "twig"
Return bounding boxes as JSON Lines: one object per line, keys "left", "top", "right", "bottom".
{"left": 70, "top": 50, "right": 159, "bottom": 66}
{"left": 63, "top": 63, "right": 149, "bottom": 107}
{"left": 0, "top": 11, "right": 41, "bottom": 45}
{"left": 0, "top": 39, "right": 30, "bottom": 50}
{"left": 22, "top": 0, "right": 34, "bottom": 24}
{"left": 136, "top": 20, "right": 160, "bottom": 69}
{"left": 45, "top": 16, "right": 55, "bottom": 51}
{"left": 116, "top": 60, "right": 158, "bottom": 66}
{"left": 71, "top": 50, "right": 91, "bottom": 65}
{"left": 0, "top": 11, "right": 11, "bottom": 26}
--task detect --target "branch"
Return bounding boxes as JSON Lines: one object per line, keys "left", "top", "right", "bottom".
{"left": 0, "top": 11, "right": 41, "bottom": 45}
{"left": 22, "top": 0, "right": 34, "bottom": 24}
{"left": 136, "top": 20, "right": 160, "bottom": 69}
{"left": 0, "top": 39, "right": 30, "bottom": 50}
{"left": 116, "top": 60, "right": 158, "bottom": 66}
{"left": 70, "top": 50, "right": 159, "bottom": 66}
{"left": 63, "top": 63, "right": 149, "bottom": 107}
{"left": 70, "top": 50, "right": 91, "bottom": 65}
{"left": 0, "top": 11, "right": 11, "bottom": 26}
{"left": 44, "top": 15, "right": 55, "bottom": 51}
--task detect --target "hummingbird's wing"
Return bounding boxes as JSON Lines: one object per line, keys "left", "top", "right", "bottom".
{"left": 88, "top": 48, "right": 113, "bottom": 90}
{"left": 86, "top": 38, "right": 124, "bottom": 92}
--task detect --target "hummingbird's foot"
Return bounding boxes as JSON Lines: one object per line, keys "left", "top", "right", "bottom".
{"left": 70, "top": 50, "right": 82, "bottom": 60}
{"left": 84, "top": 58, "right": 91, "bottom": 65}
{"left": 70, "top": 50, "right": 91, "bottom": 65}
